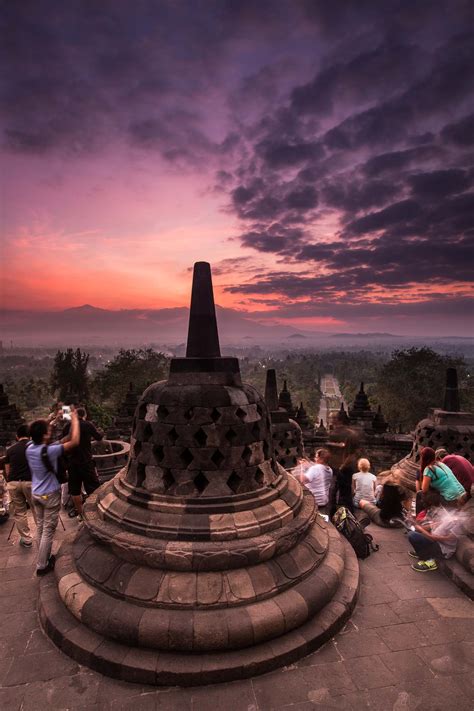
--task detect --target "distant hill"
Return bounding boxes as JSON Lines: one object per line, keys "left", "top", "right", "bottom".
{"left": 0, "top": 304, "right": 307, "bottom": 346}
{"left": 331, "top": 332, "right": 400, "bottom": 338}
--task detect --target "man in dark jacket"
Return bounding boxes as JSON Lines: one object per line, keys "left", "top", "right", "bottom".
{"left": 4, "top": 424, "right": 35, "bottom": 546}
{"left": 63, "top": 407, "right": 103, "bottom": 519}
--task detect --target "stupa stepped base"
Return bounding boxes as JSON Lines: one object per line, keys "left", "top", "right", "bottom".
{"left": 39, "top": 526, "right": 358, "bottom": 686}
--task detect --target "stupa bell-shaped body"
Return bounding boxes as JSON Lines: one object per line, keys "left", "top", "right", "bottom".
{"left": 39, "top": 262, "right": 358, "bottom": 685}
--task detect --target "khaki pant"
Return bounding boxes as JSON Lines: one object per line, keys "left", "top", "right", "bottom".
{"left": 33, "top": 490, "right": 61, "bottom": 570}
{"left": 7, "top": 480, "right": 36, "bottom": 543}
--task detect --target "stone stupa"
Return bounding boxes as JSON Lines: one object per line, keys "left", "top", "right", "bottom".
{"left": 265, "top": 369, "right": 304, "bottom": 470}
{"left": 39, "top": 262, "right": 359, "bottom": 686}
{"left": 392, "top": 368, "right": 474, "bottom": 490}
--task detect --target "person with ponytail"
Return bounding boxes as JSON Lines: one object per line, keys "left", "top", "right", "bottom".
{"left": 417, "top": 447, "right": 467, "bottom": 508}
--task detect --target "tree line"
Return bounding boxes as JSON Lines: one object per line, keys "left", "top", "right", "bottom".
{"left": 1, "top": 346, "right": 472, "bottom": 432}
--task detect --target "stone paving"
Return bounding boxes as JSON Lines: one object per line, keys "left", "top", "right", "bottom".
{"left": 1, "top": 513, "right": 473, "bottom": 710}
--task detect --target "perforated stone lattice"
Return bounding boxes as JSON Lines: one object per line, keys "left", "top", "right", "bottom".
{"left": 126, "top": 394, "right": 277, "bottom": 497}
{"left": 410, "top": 421, "right": 474, "bottom": 463}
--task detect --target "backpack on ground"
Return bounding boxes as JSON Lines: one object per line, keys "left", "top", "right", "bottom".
{"left": 332, "top": 506, "right": 379, "bottom": 559}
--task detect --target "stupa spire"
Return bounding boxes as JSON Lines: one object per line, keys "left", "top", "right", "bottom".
{"left": 444, "top": 367, "right": 460, "bottom": 412}
{"left": 265, "top": 368, "right": 279, "bottom": 411}
{"left": 186, "top": 261, "right": 221, "bottom": 358}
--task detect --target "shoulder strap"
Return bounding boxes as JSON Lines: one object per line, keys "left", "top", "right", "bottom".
{"left": 40, "top": 445, "right": 55, "bottom": 474}
{"left": 428, "top": 465, "right": 438, "bottom": 481}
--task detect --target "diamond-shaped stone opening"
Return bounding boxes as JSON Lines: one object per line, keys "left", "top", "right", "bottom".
{"left": 184, "top": 407, "right": 194, "bottom": 420}
{"left": 168, "top": 427, "right": 179, "bottom": 444}
{"left": 136, "top": 462, "right": 146, "bottom": 487}
{"left": 225, "top": 427, "right": 237, "bottom": 444}
{"left": 235, "top": 407, "right": 247, "bottom": 421}
{"left": 163, "top": 469, "right": 175, "bottom": 491}
{"left": 194, "top": 471, "right": 209, "bottom": 494}
{"left": 157, "top": 404, "right": 169, "bottom": 420}
{"left": 227, "top": 470, "right": 242, "bottom": 493}
{"left": 194, "top": 427, "right": 208, "bottom": 446}
{"left": 210, "top": 407, "right": 221, "bottom": 422}
{"left": 143, "top": 423, "right": 153, "bottom": 442}
{"left": 153, "top": 444, "right": 164, "bottom": 463}
{"left": 242, "top": 445, "right": 252, "bottom": 466}
{"left": 263, "top": 440, "right": 270, "bottom": 458}
{"left": 211, "top": 449, "right": 225, "bottom": 467}
{"left": 251, "top": 422, "right": 260, "bottom": 439}
{"left": 180, "top": 448, "right": 194, "bottom": 468}
{"left": 134, "top": 441, "right": 142, "bottom": 457}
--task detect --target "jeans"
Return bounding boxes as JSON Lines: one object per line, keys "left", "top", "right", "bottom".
{"left": 408, "top": 531, "right": 442, "bottom": 560}
{"left": 7, "top": 481, "right": 36, "bottom": 543}
{"left": 33, "top": 490, "right": 61, "bottom": 570}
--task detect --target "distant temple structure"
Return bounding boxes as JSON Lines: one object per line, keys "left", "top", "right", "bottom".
{"left": 278, "top": 379, "right": 296, "bottom": 417}
{"left": 265, "top": 369, "right": 304, "bottom": 469}
{"left": 40, "top": 261, "right": 359, "bottom": 685}
{"left": 107, "top": 382, "right": 139, "bottom": 441}
{"left": 295, "top": 381, "right": 411, "bottom": 471}
{"left": 0, "top": 384, "right": 23, "bottom": 447}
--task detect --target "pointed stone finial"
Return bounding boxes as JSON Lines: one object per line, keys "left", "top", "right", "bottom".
{"left": 360, "top": 382, "right": 364, "bottom": 392}
{"left": 444, "top": 368, "right": 460, "bottom": 412}
{"left": 283, "top": 380, "right": 288, "bottom": 391}
{"left": 265, "top": 369, "right": 279, "bottom": 411}
{"left": 186, "top": 262, "right": 221, "bottom": 358}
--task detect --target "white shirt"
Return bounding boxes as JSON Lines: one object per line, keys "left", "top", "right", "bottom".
{"left": 304, "top": 463, "right": 333, "bottom": 506}
{"left": 352, "top": 471, "right": 377, "bottom": 505}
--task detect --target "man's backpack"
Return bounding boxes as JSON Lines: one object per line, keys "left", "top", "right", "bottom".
{"left": 332, "top": 506, "right": 379, "bottom": 559}
{"left": 41, "top": 446, "right": 68, "bottom": 484}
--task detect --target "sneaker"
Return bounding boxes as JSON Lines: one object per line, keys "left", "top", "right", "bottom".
{"left": 19, "top": 538, "right": 33, "bottom": 548}
{"left": 407, "top": 550, "right": 419, "bottom": 559}
{"left": 411, "top": 559, "right": 438, "bottom": 572}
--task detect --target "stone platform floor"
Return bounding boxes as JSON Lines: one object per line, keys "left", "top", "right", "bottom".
{"left": 1, "top": 513, "right": 473, "bottom": 711}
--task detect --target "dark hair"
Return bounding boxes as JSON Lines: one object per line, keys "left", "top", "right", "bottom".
{"left": 30, "top": 419, "right": 49, "bottom": 445}
{"left": 77, "top": 407, "right": 86, "bottom": 418}
{"left": 379, "top": 484, "right": 404, "bottom": 520}
{"left": 420, "top": 447, "right": 436, "bottom": 476}
{"left": 421, "top": 490, "right": 441, "bottom": 509}
{"left": 341, "top": 434, "right": 362, "bottom": 470}
{"left": 16, "top": 424, "right": 30, "bottom": 438}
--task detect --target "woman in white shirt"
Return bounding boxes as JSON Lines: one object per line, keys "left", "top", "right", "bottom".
{"left": 352, "top": 458, "right": 376, "bottom": 508}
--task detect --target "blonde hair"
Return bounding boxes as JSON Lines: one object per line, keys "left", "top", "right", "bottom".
{"left": 357, "top": 458, "right": 371, "bottom": 472}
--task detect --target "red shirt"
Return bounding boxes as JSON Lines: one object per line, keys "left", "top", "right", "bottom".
{"left": 442, "top": 455, "right": 474, "bottom": 496}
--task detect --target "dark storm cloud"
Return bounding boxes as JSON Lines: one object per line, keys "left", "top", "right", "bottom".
{"left": 441, "top": 113, "right": 474, "bottom": 147}
{"left": 220, "top": 1, "right": 474, "bottom": 322}
{"left": 1, "top": 0, "right": 298, "bottom": 160}
{"left": 408, "top": 169, "right": 472, "bottom": 200}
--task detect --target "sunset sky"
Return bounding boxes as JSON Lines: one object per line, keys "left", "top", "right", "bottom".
{"left": 1, "top": 1, "right": 473, "bottom": 335}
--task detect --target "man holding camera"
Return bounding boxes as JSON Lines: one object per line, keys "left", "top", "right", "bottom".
{"left": 62, "top": 407, "right": 104, "bottom": 519}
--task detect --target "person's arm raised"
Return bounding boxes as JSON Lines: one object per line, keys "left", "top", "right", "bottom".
{"left": 63, "top": 409, "right": 80, "bottom": 452}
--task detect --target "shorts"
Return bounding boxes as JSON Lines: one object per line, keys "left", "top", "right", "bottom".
{"left": 68, "top": 462, "right": 100, "bottom": 497}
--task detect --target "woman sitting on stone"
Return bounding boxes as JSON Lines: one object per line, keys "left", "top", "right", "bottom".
{"left": 417, "top": 447, "right": 467, "bottom": 509}
{"left": 359, "top": 476, "right": 411, "bottom": 528}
